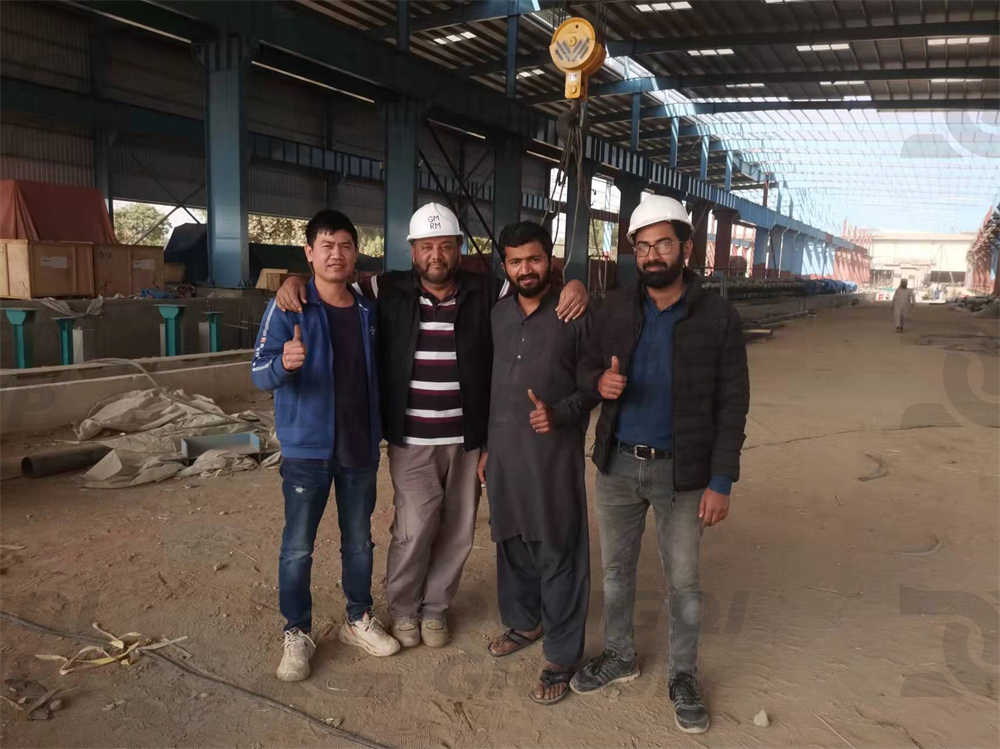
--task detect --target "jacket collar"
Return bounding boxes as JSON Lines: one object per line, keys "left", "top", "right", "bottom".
{"left": 305, "top": 277, "right": 373, "bottom": 312}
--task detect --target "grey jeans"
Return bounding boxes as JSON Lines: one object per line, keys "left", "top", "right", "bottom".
{"left": 595, "top": 448, "right": 703, "bottom": 678}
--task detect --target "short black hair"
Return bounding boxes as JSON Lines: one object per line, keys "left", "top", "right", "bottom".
{"left": 497, "top": 221, "right": 553, "bottom": 260}
{"left": 306, "top": 209, "right": 358, "bottom": 247}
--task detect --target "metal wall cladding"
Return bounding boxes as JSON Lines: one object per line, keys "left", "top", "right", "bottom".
{"left": 326, "top": 95, "right": 382, "bottom": 159}
{"left": 0, "top": 124, "right": 94, "bottom": 186}
{"left": 103, "top": 32, "right": 203, "bottom": 120}
{"left": 522, "top": 157, "right": 549, "bottom": 196}
{"left": 0, "top": 2, "right": 89, "bottom": 92}
{"left": 329, "top": 180, "right": 385, "bottom": 229}
{"left": 112, "top": 140, "right": 206, "bottom": 207}
{"left": 249, "top": 164, "right": 327, "bottom": 219}
{"left": 247, "top": 68, "right": 326, "bottom": 148}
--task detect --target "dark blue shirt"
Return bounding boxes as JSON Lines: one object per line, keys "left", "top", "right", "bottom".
{"left": 615, "top": 292, "right": 732, "bottom": 495}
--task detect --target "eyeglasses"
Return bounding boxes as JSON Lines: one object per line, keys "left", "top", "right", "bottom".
{"left": 633, "top": 238, "right": 677, "bottom": 257}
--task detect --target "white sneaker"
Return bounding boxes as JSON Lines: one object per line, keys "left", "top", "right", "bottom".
{"left": 276, "top": 628, "right": 316, "bottom": 682}
{"left": 338, "top": 611, "right": 401, "bottom": 657}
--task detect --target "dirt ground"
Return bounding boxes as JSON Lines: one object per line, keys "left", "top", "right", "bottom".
{"left": 1, "top": 301, "right": 997, "bottom": 749}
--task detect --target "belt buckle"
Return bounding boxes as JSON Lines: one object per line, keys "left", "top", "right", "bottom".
{"left": 632, "top": 444, "right": 653, "bottom": 461}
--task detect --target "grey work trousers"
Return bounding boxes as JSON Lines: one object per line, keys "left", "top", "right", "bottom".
{"left": 595, "top": 448, "right": 704, "bottom": 678}
{"left": 385, "top": 443, "right": 481, "bottom": 620}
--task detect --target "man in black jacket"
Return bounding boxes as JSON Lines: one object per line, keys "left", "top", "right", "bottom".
{"left": 570, "top": 195, "right": 749, "bottom": 734}
{"left": 275, "top": 202, "right": 588, "bottom": 650}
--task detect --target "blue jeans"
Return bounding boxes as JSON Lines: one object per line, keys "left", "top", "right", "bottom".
{"left": 279, "top": 458, "right": 377, "bottom": 632}
{"left": 595, "top": 448, "right": 703, "bottom": 678}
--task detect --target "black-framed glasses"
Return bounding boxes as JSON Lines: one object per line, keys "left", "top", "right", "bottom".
{"left": 633, "top": 238, "right": 677, "bottom": 257}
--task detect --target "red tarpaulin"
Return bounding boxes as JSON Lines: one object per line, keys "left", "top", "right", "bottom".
{"left": 0, "top": 180, "right": 117, "bottom": 243}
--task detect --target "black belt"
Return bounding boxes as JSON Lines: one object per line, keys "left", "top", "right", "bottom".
{"left": 617, "top": 441, "right": 672, "bottom": 461}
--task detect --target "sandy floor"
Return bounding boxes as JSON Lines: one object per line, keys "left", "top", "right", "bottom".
{"left": 1, "top": 301, "right": 997, "bottom": 748}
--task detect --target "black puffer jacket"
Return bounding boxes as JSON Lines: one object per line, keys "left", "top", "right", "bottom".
{"left": 376, "top": 269, "right": 494, "bottom": 451}
{"left": 578, "top": 269, "right": 749, "bottom": 490}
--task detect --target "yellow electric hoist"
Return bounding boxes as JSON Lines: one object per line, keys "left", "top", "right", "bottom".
{"left": 548, "top": 16, "right": 605, "bottom": 100}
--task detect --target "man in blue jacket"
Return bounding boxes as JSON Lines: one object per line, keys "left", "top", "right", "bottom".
{"left": 251, "top": 209, "right": 400, "bottom": 682}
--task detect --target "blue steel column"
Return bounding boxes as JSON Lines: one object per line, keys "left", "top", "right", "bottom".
{"left": 396, "top": 0, "right": 409, "bottom": 52}
{"left": 766, "top": 226, "right": 784, "bottom": 278}
{"left": 90, "top": 29, "right": 115, "bottom": 222}
{"left": 793, "top": 234, "right": 806, "bottom": 277}
{"left": 699, "top": 135, "right": 709, "bottom": 181}
{"left": 630, "top": 94, "right": 641, "bottom": 151}
{"left": 751, "top": 224, "right": 769, "bottom": 278}
{"left": 492, "top": 131, "right": 522, "bottom": 244}
{"left": 564, "top": 158, "right": 596, "bottom": 286}
{"left": 669, "top": 117, "right": 680, "bottom": 168}
{"left": 689, "top": 199, "right": 710, "bottom": 272}
{"left": 383, "top": 97, "right": 422, "bottom": 271}
{"left": 778, "top": 230, "right": 795, "bottom": 276}
{"left": 723, "top": 152, "right": 733, "bottom": 192}
{"left": 198, "top": 34, "right": 252, "bottom": 287}
{"left": 615, "top": 175, "right": 646, "bottom": 287}
{"left": 505, "top": 12, "right": 518, "bottom": 98}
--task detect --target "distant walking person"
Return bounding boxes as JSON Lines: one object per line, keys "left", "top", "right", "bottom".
{"left": 892, "top": 278, "right": 914, "bottom": 332}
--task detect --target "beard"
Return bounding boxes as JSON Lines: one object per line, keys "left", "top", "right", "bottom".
{"left": 638, "top": 255, "right": 684, "bottom": 288}
{"left": 513, "top": 270, "right": 550, "bottom": 298}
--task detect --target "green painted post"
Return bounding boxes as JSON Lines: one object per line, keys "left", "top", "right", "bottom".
{"left": 204, "top": 311, "right": 222, "bottom": 353}
{"left": 54, "top": 317, "right": 75, "bottom": 365}
{"left": 4, "top": 308, "right": 34, "bottom": 369}
{"left": 156, "top": 305, "right": 185, "bottom": 356}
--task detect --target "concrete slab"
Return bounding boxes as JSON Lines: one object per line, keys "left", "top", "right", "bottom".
{"left": 1, "top": 359, "right": 254, "bottom": 434}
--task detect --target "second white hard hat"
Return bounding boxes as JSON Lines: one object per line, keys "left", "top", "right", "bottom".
{"left": 627, "top": 195, "right": 692, "bottom": 243}
{"left": 407, "top": 202, "right": 463, "bottom": 242}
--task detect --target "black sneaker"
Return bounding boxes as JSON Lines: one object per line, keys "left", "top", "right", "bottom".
{"left": 669, "top": 672, "right": 710, "bottom": 733}
{"left": 569, "top": 649, "right": 640, "bottom": 694}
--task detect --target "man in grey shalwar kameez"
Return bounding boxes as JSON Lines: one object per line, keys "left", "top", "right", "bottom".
{"left": 477, "top": 221, "right": 599, "bottom": 705}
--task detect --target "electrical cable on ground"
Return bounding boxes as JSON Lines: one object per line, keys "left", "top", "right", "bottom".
{"left": 0, "top": 610, "right": 391, "bottom": 749}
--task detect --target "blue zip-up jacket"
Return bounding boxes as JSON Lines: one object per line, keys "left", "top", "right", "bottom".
{"left": 250, "top": 279, "right": 381, "bottom": 465}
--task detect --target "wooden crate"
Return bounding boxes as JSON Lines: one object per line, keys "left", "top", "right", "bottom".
{"left": 93, "top": 244, "right": 165, "bottom": 296}
{"left": 0, "top": 240, "right": 95, "bottom": 299}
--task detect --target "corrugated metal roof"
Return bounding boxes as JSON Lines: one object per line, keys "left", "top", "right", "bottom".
{"left": 286, "top": 0, "right": 997, "bottom": 231}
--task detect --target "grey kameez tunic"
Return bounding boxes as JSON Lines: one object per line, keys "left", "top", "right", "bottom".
{"left": 485, "top": 289, "right": 599, "bottom": 548}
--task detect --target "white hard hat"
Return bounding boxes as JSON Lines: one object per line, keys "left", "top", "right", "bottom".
{"left": 627, "top": 195, "right": 692, "bottom": 243}
{"left": 407, "top": 202, "right": 463, "bottom": 242}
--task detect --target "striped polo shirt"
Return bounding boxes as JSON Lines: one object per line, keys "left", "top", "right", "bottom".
{"left": 403, "top": 291, "right": 464, "bottom": 445}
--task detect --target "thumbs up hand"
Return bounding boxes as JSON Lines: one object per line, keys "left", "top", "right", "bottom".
{"left": 282, "top": 323, "right": 307, "bottom": 371}
{"left": 527, "top": 388, "right": 553, "bottom": 434}
{"left": 598, "top": 355, "right": 627, "bottom": 400}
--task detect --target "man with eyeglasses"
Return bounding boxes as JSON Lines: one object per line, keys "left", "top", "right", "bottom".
{"left": 572, "top": 195, "right": 749, "bottom": 734}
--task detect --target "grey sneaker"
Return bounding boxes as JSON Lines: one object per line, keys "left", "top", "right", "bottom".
{"left": 276, "top": 628, "right": 316, "bottom": 682}
{"left": 570, "top": 649, "right": 640, "bottom": 694}
{"left": 420, "top": 616, "right": 450, "bottom": 648}
{"left": 338, "top": 611, "right": 401, "bottom": 657}
{"left": 669, "top": 672, "right": 710, "bottom": 733}
{"left": 392, "top": 617, "right": 421, "bottom": 648}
